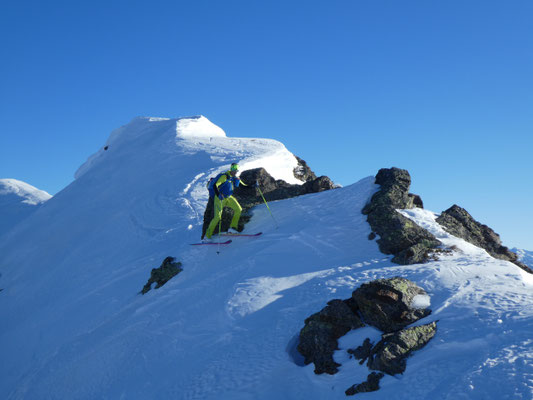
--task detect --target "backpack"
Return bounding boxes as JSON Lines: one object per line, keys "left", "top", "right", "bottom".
{"left": 206, "top": 172, "right": 230, "bottom": 198}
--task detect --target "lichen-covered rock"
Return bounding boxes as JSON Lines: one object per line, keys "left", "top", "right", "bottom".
{"left": 297, "top": 278, "right": 437, "bottom": 395}
{"left": 393, "top": 241, "right": 441, "bottom": 265}
{"left": 367, "top": 322, "right": 437, "bottom": 375}
{"left": 363, "top": 168, "right": 423, "bottom": 211}
{"left": 362, "top": 168, "right": 441, "bottom": 265}
{"left": 141, "top": 256, "right": 183, "bottom": 294}
{"left": 352, "top": 277, "right": 431, "bottom": 333}
{"left": 201, "top": 165, "right": 335, "bottom": 238}
{"left": 297, "top": 299, "right": 364, "bottom": 374}
{"left": 437, "top": 205, "right": 532, "bottom": 274}
{"left": 345, "top": 372, "right": 385, "bottom": 396}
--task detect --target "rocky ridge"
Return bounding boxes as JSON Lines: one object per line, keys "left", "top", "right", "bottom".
{"left": 362, "top": 168, "right": 441, "bottom": 264}
{"left": 436, "top": 205, "right": 532, "bottom": 273}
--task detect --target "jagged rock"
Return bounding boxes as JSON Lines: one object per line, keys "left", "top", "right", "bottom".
{"left": 409, "top": 193, "right": 424, "bottom": 209}
{"left": 297, "top": 299, "right": 364, "bottom": 374}
{"left": 352, "top": 277, "right": 431, "bottom": 333}
{"left": 367, "top": 322, "right": 437, "bottom": 375}
{"left": 293, "top": 156, "right": 317, "bottom": 182}
{"left": 348, "top": 338, "right": 374, "bottom": 365}
{"left": 436, "top": 205, "right": 532, "bottom": 274}
{"left": 345, "top": 372, "right": 384, "bottom": 396}
{"left": 362, "top": 168, "right": 441, "bottom": 264}
{"left": 393, "top": 241, "right": 441, "bottom": 265}
{"left": 297, "top": 278, "right": 437, "bottom": 396}
{"left": 201, "top": 166, "right": 335, "bottom": 237}
{"left": 141, "top": 256, "right": 183, "bottom": 294}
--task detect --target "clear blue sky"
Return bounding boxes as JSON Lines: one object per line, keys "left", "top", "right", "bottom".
{"left": 1, "top": 1, "right": 532, "bottom": 249}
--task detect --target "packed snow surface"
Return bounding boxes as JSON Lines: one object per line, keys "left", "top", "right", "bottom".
{"left": 0, "top": 117, "right": 532, "bottom": 399}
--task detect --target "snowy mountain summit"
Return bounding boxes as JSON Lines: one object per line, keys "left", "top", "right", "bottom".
{"left": 176, "top": 115, "right": 227, "bottom": 138}
{"left": 0, "top": 179, "right": 51, "bottom": 205}
{"left": 0, "top": 178, "right": 51, "bottom": 236}
{"left": 0, "top": 116, "right": 532, "bottom": 399}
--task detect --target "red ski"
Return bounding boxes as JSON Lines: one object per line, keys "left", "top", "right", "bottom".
{"left": 190, "top": 239, "right": 232, "bottom": 246}
{"left": 220, "top": 232, "right": 262, "bottom": 237}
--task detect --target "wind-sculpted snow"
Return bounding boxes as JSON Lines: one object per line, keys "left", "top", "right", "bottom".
{"left": 0, "top": 179, "right": 51, "bottom": 205}
{"left": 0, "top": 179, "right": 51, "bottom": 237}
{"left": 0, "top": 117, "right": 532, "bottom": 399}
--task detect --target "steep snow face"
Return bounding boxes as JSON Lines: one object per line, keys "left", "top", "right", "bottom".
{"left": 0, "top": 179, "right": 51, "bottom": 237}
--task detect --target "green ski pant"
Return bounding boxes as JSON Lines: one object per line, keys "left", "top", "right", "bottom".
{"left": 205, "top": 195, "right": 242, "bottom": 238}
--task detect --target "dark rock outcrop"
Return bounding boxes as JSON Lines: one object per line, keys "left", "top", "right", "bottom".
{"left": 293, "top": 156, "right": 317, "bottom": 182}
{"left": 352, "top": 277, "right": 431, "bottom": 333}
{"left": 437, "top": 205, "right": 532, "bottom": 274}
{"left": 367, "top": 322, "right": 437, "bottom": 375}
{"left": 141, "top": 257, "right": 183, "bottom": 294}
{"left": 347, "top": 338, "right": 374, "bottom": 365}
{"left": 362, "top": 168, "right": 441, "bottom": 264}
{"left": 297, "top": 299, "right": 364, "bottom": 374}
{"left": 201, "top": 165, "right": 335, "bottom": 237}
{"left": 296, "top": 277, "right": 437, "bottom": 396}
{"left": 345, "top": 372, "right": 385, "bottom": 396}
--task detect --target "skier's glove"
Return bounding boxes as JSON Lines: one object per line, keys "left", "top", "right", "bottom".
{"left": 218, "top": 194, "right": 225, "bottom": 200}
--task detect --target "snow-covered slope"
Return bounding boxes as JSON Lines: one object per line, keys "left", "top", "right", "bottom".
{"left": 0, "top": 178, "right": 51, "bottom": 237}
{"left": 0, "top": 116, "right": 531, "bottom": 399}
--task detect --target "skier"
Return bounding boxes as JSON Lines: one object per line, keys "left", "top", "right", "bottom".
{"left": 204, "top": 163, "right": 255, "bottom": 240}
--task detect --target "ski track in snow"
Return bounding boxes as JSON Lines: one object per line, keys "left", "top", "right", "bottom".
{"left": 1, "top": 117, "right": 532, "bottom": 399}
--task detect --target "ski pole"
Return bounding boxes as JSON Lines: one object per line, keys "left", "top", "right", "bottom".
{"left": 257, "top": 186, "right": 278, "bottom": 229}
{"left": 217, "top": 205, "right": 223, "bottom": 254}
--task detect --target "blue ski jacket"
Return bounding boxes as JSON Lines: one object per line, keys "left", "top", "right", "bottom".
{"left": 214, "top": 172, "right": 242, "bottom": 198}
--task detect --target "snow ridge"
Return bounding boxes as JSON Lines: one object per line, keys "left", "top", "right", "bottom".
{"left": 0, "top": 116, "right": 532, "bottom": 399}
{"left": 0, "top": 179, "right": 51, "bottom": 205}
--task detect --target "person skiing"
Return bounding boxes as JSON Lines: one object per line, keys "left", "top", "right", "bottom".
{"left": 204, "top": 163, "right": 254, "bottom": 240}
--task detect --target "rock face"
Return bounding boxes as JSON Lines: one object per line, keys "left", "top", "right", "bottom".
{"left": 201, "top": 165, "right": 335, "bottom": 238}
{"left": 362, "top": 168, "right": 441, "bottom": 265}
{"left": 352, "top": 277, "right": 432, "bottom": 333}
{"left": 347, "top": 338, "right": 373, "bottom": 365}
{"left": 141, "top": 257, "right": 183, "bottom": 294}
{"left": 293, "top": 156, "right": 317, "bottom": 182}
{"left": 297, "top": 277, "right": 436, "bottom": 396}
{"left": 436, "top": 205, "right": 533, "bottom": 274}
{"left": 367, "top": 322, "right": 437, "bottom": 375}
{"left": 297, "top": 299, "right": 364, "bottom": 374}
